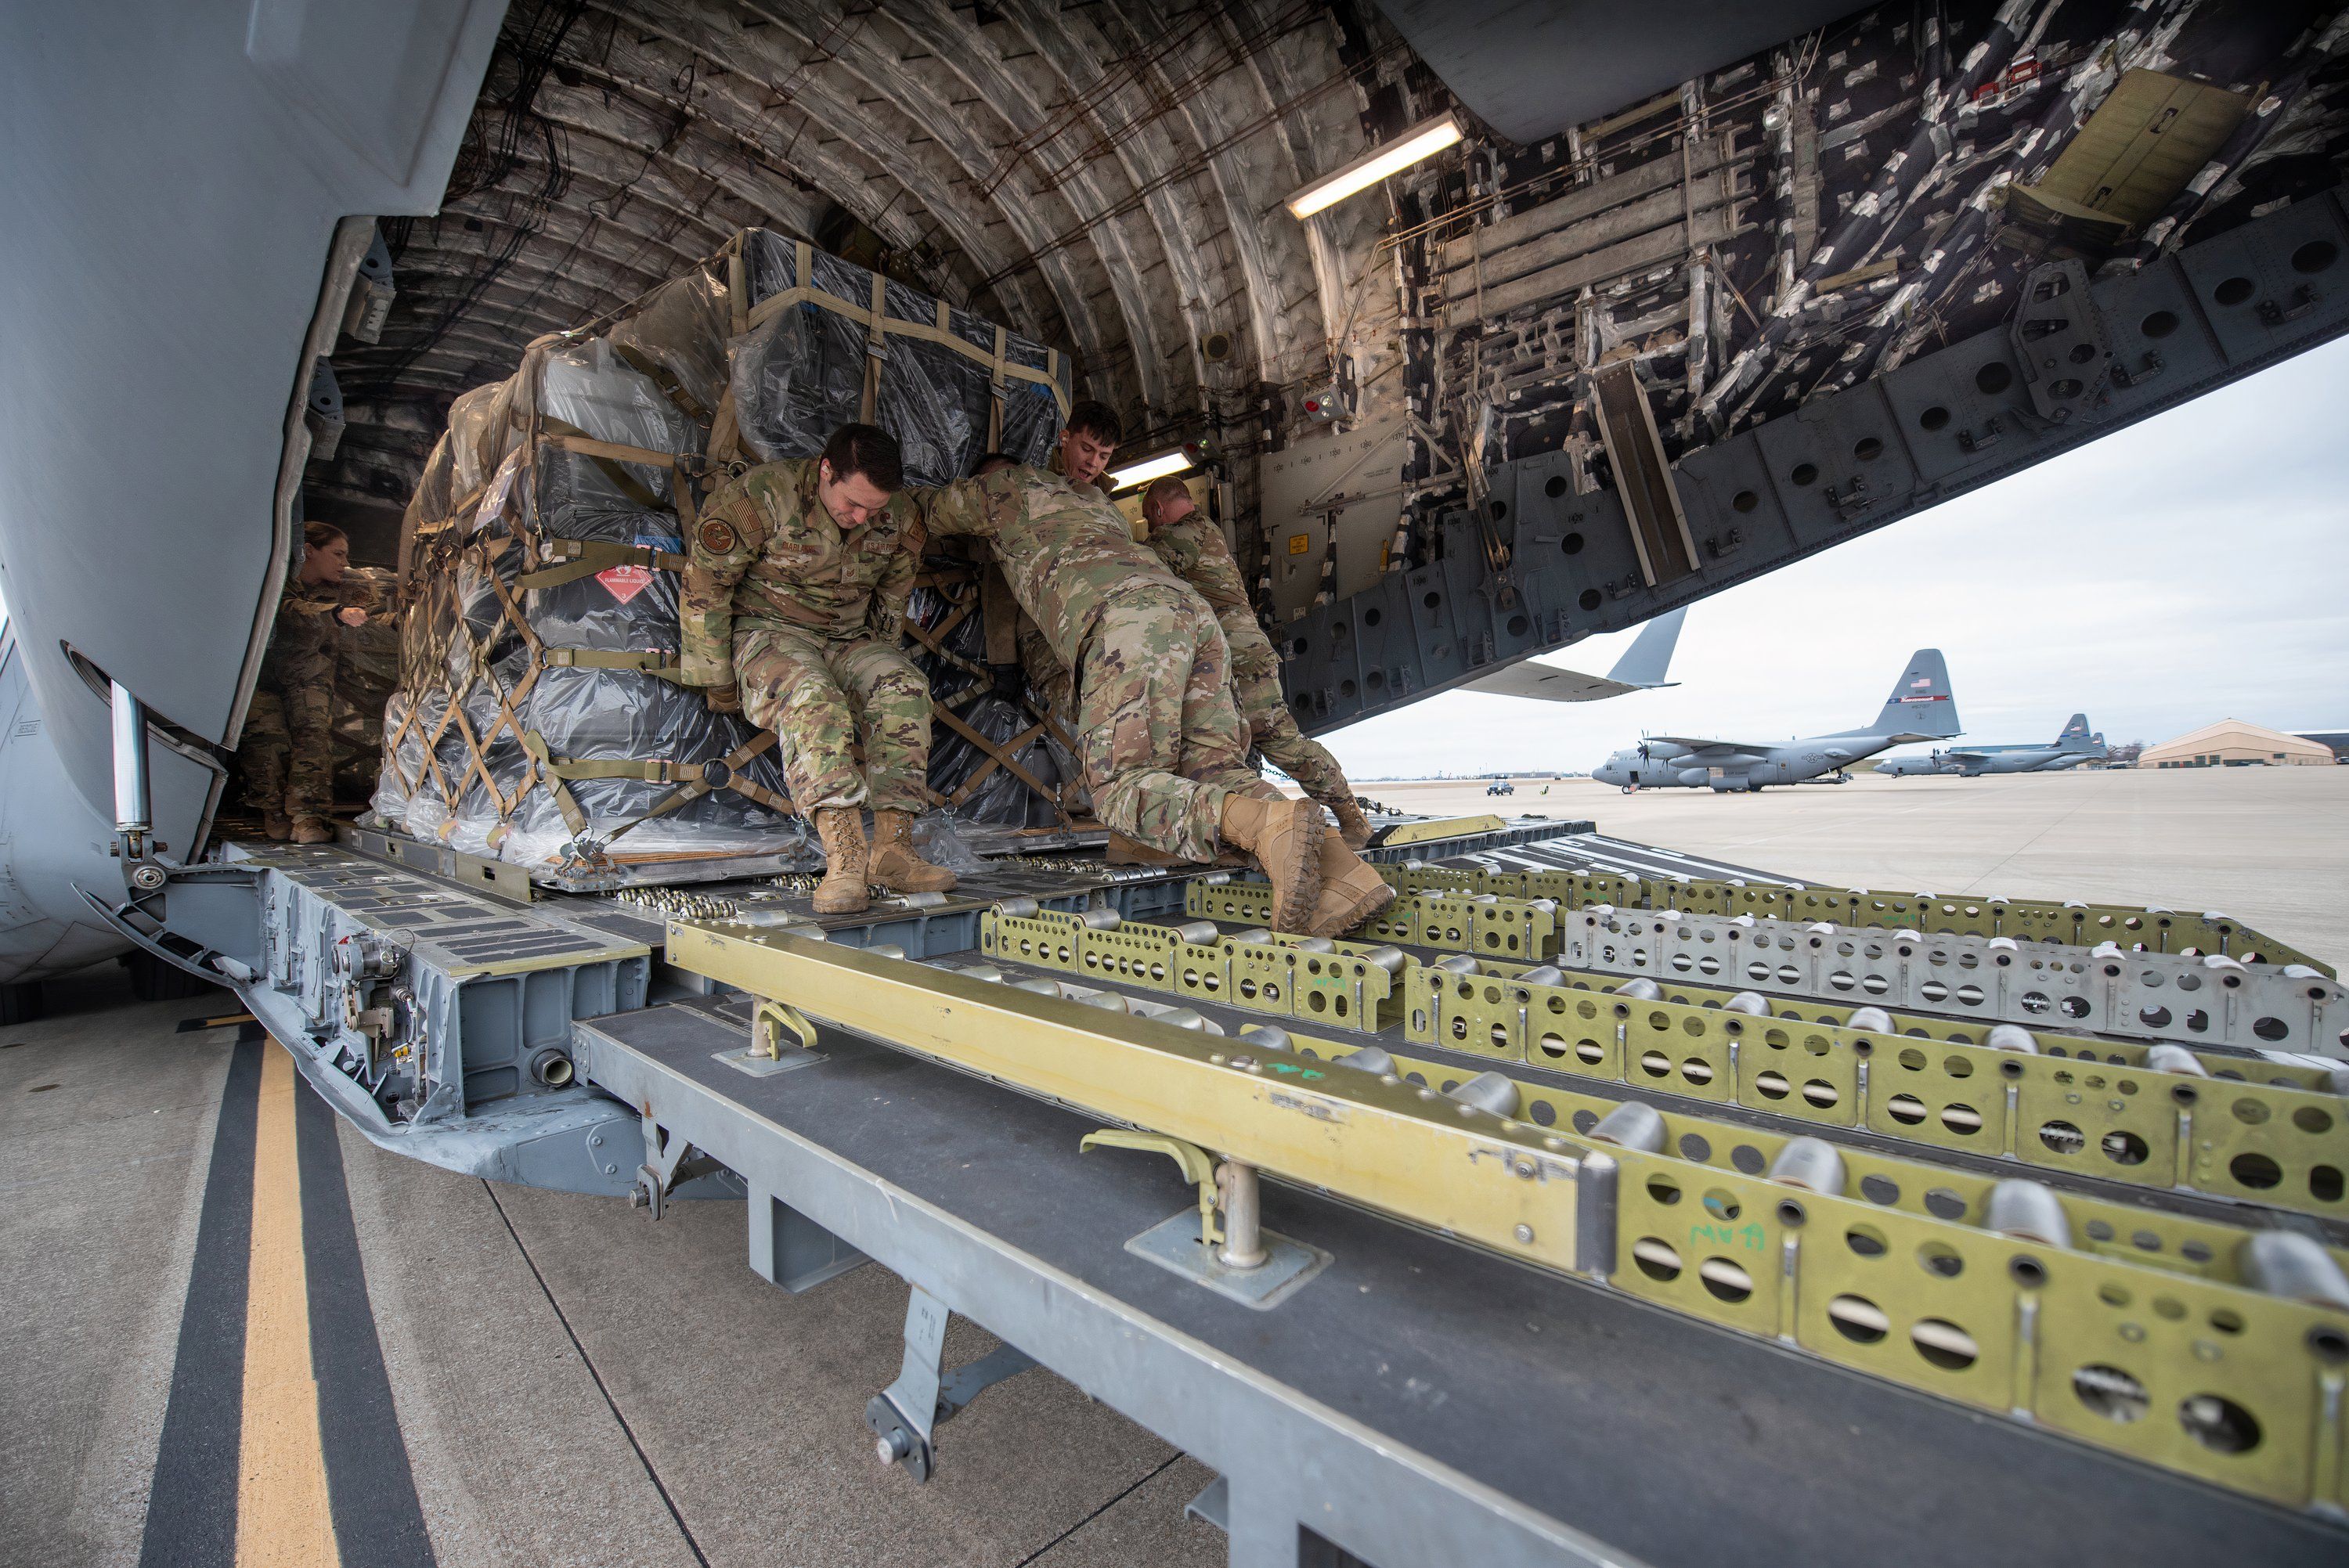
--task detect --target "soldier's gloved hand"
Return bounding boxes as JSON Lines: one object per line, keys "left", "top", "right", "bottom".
{"left": 706, "top": 682, "right": 742, "bottom": 715}
{"left": 990, "top": 663, "right": 1024, "bottom": 701}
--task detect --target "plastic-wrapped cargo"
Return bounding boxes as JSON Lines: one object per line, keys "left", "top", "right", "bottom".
{"left": 373, "top": 231, "right": 1077, "bottom": 885}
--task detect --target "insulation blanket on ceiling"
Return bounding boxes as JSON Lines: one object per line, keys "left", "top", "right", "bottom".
{"left": 372, "top": 232, "right": 1073, "bottom": 879}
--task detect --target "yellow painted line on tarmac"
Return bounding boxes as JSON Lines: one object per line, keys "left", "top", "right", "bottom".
{"left": 236, "top": 1041, "right": 341, "bottom": 1568}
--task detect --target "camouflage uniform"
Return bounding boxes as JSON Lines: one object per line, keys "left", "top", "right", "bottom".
{"left": 1146, "top": 514, "right": 1356, "bottom": 806}
{"left": 241, "top": 582, "right": 338, "bottom": 820}
{"left": 912, "top": 466, "right": 1263, "bottom": 862}
{"left": 682, "top": 457, "right": 931, "bottom": 813}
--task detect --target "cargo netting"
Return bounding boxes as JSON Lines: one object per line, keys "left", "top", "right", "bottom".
{"left": 372, "top": 231, "right": 1078, "bottom": 885}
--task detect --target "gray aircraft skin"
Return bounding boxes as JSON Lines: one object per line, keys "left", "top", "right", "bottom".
{"left": 1881, "top": 713, "right": 2107, "bottom": 777}
{"left": 1592, "top": 650, "right": 1961, "bottom": 792}
{"left": 1455, "top": 608, "right": 1685, "bottom": 704}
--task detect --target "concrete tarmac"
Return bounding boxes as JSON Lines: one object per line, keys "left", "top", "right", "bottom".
{"left": 1, "top": 971, "right": 1223, "bottom": 1568}
{"left": 1349, "top": 766, "right": 2349, "bottom": 968}
{"left": 7, "top": 770, "right": 2344, "bottom": 1564}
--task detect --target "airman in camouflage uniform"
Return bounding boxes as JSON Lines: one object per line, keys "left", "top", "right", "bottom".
{"left": 682, "top": 424, "right": 954, "bottom": 912}
{"left": 913, "top": 447, "right": 1330, "bottom": 932}
{"left": 1141, "top": 476, "right": 1372, "bottom": 849}
{"left": 242, "top": 522, "right": 367, "bottom": 843}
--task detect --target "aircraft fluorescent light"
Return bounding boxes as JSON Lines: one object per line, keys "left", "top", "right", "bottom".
{"left": 1108, "top": 449, "right": 1195, "bottom": 492}
{"left": 1285, "top": 115, "right": 1462, "bottom": 219}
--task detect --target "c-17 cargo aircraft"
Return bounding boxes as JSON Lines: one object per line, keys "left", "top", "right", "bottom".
{"left": 1881, "top": 713, "right": 2108, "bottom": 777}
{"left": 1593, "top": 650, "right": 1960, "bottom": 792}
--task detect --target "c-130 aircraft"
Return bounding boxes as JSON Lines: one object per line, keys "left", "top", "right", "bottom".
{"left": 1879, "top": 712, "right": 2109, "bottom": 775}
{"left": 1593, "top": 649, "right": 1961, "bottom": 791}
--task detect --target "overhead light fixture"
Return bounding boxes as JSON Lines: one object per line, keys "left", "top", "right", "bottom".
{"left": 1107, "top": 449, "right": 1196, "bottom": 492}
{"left": 1285, "top": 114, "right": 1462, "bottom": 220}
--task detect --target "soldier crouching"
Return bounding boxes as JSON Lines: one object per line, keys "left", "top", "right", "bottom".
{"left": 682, "top": 423, "right": 954, "bottom": 914}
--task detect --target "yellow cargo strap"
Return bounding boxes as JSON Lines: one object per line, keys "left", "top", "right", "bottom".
{"left": 742, "top": 240, "right": 1070, "bottom": 416}
{"left": 538, "top": 647, "right": 685, "bottom": 680}
{"left": 611, "top": 342, "right": 712, "bottom": 427}
{"left": 514, "top": 538, "right": 690, "bottom": 593}
{"left": 521, "top": 729, "right": 793, "bottom": 843}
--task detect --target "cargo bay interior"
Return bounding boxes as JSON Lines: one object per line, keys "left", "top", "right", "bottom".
{"left": 9, "top": 2, "right": 2349, "bottom": 1566}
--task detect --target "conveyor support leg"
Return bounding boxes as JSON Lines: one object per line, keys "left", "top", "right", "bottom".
{"left": 866, "top": 1284, "right": 1037, "bottom": 1483}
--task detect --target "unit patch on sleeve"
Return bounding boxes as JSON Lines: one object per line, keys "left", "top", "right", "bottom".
{"left": 698, "top": 518, "right": 738, "bottom": 555}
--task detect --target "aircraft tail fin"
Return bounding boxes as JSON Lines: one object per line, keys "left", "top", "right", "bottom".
{"left": 1605, "top": 607, "right": 1686, "bottom": 688}
{"left": 1867, "top": 648, "right": 1961, "bottom": 739}
{"left": 2058, "top": 712, "right": 2096, "bottom": 750}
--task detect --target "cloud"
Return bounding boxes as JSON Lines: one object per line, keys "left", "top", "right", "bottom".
{"left": 1318, "top": 337, "right": 2349, "bottom": 777}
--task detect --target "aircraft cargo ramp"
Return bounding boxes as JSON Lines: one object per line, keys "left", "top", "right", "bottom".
{"left": 128, "top": 809, "right": 2349, "bottom": 1567}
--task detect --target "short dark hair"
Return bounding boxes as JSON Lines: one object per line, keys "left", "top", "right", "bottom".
{"left": 972, "top": 451, "right": 1017, "bottom": 476}
{"left": 821, "top": 422, "right": 904, "bottom": 491}
{"left": 1142, "top": 475, "right": 1192, "bottom": 509}
{"left": 1063, "top": 400, "right": 1123, "bottom": 445}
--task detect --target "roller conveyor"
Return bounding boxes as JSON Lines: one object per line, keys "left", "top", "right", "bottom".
{"left": 569, "top": 989, "right": 2347, "bottom": 1568}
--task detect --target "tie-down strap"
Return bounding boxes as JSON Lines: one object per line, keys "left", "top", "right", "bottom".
{"left": 515, "top": 536, "right": 692, "bottom": 593}
{"left": 519, "top": 729, "right": 792, "bottom": 842}
{"left": 538, "top": 646, "right": 685, "bottom": 679}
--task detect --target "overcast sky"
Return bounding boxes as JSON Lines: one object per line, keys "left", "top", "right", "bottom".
{"left": 1317, "top": 334, "right": 2349, "bottom": 779}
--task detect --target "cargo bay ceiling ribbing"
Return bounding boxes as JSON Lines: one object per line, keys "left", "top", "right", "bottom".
{"left": 298, "top": 1, "right": 2349, "bottom": 746}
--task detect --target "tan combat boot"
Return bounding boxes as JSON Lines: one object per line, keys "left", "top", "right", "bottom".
{"left": 290, "top": 816, "right": 334, "bottom": 845}
{"left": 1218, "top": 794, "right": 1325, "bottom": 933}
{"left": 1326, "top": 795, "right": 1373, "bottom": 850}
{"left": 869, "top": 810, "right": 957, "bottom": 893}
{"left": 1306, "top": 834, "right": 1396, "bottom": 939}
{"left": 812, "top": 808, "right": 871, "bottom": 914}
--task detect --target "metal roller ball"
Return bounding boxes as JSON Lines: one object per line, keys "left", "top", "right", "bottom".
{"left": 1517, "top": 964, "right": 1565, "bottom": 986}
{"left": 1843, "top": 1006, "right": 1894, "bottom": 1034}
{"left": 1138, "top": 1004, "right": 1209, "bottom": 1031}
{"left": 1237, "top": 1024, "right": 1294, "bottom": 1053}
{"left": 2282, "top": 964, "right": 2326, "bottom": 981}
{"left": 1294, "top": 936, "right": 1337, "bottom": 953}
{"left": 1171, "top": 921, "right": 1221, "bottom": 945}
{"left": 1443, "top": 1071, "right": 1521, "bottom": 1119}
{"left": 1588, "top": 1100, "right": 1667, "bottom": 1152}
{"left": 2237, "top": 1231, "right": 2349, "bottom": 1311}
{"left": 1080, "top": 991, "right": 1131, "bottom": 1014}
{"left": 1232, "top": 927, "right": 1276, "bottom": 945}
{"left": 1359, "top": 946, "right": 1409, "bottom": 975}
{"left": 1658, "top": 907, "right": 1683, "bottom": 921}
{"left": 1729, "top": 914, "right": 1756, "bottom": 927}
{"left": 2202, "top": 953, "right": 2247, "bottom": 974}
{"left": 1986, "top": 936, "right": 2019, "bottom": 953}
{"left": 1337, "top": 1045, "right": 1396, "bottom": 1076}
{"left": 864, "top": 943, "right": 907, "bottom": 960}
{"left": 1077, "top": 907, "right": 1123, "bottom": 930}
{"left": 995, "top": 896, "right": 1041, "bottom": 918}
{"left": 1010, "top": 976, "right": 1064, "bottom": 997}
{"left": 1806, "top": 921, "right": 1838, "bottom": 935}
{"left": 1529, "top": 899, "right": 1559, "bottom": 914}
{"left": 1586, "top": 903, "right": 1615, "bottom": 916}
{"left": 1614, "top": 978, "right": 1663, "bottom": 1001}
{"left": 954, "top": 962, "right": 1005, "bottom": 983}
{"left": 2142, "top": 1044, "right": 2208, "bottom": 1077}
{"left": 1765, "top": 1137, "right": 1846, "bottom": 1195}
{"left": 1984, "top": 1024, "right": 2039, "bottom": 1054}
{"left": 1984, "top": 1179, "right": 2072, "bottom": 1249}
{"left": 1433, "top": 953, "right": 1481, "bottom": 975}
{"left": 2091, "top": 941, "right": 2125, "bottom": 959}
{"left": 1722, "top": 991, "right": 1771, "bottom": 1016}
